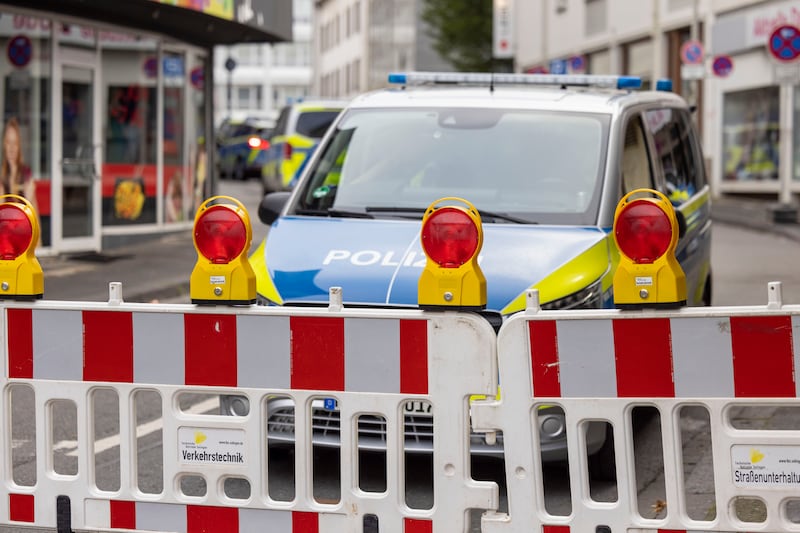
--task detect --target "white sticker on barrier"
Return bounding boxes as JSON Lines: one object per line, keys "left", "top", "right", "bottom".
{"left": 732, "top": 445, "right": 800, "bottom": 488}
{"left": 178, "top": 427, "right": 246, "bottom": 465}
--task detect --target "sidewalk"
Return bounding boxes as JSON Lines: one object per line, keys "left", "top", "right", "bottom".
{"left": 34, "top": 195, "right": 800, "bottom": 304}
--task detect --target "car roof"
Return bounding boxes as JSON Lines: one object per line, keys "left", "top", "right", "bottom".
{"left": 290, "top": 99, "right": 349, "bottom": 111}
{"left": 345, "top": 84, "right": 687, "bottom": 116}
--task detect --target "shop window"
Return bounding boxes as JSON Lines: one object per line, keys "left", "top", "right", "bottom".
{"left": 163, "top": 52, "right": 186, "bottom": 225}
{"left": 101, "top": 32, "right": 158, "bottom": 226}
{"left": 722, "top": 86, "right": 779, "bottom": 182}
{"left": 0, "top": 13, "right": 52, "bottom": 246}
{"left": 645, "top": 108, "right": 705, "bottom": 204}
{"left": 621, "top": 116, "right": 654, "bottom": 195}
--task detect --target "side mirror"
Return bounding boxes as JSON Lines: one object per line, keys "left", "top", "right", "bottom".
{"left": 258, "top": 191, "right": 291, "bottom": 226}
{"left": 675, "top": 209, "right": 687, "bottom": 239}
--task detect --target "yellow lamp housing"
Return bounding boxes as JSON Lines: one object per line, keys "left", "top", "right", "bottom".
{"left": 612, "top": 188, "right": 686, "bottom": 309}
{"left": 191, "top": 195, "right": 256, "bottom": 305}
{"left": 0, "top": 194, "right": 43, "bottom": 300}
{"left": 418, "top": 197, "right": 486, "bottom": 310}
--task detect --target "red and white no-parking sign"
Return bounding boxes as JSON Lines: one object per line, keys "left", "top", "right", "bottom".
{"left": 768, "top": 24, "right": 800, "bottom": 62}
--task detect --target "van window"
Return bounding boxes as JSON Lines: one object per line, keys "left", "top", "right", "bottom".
{"left": 296, "top": 111, "right": 341, "bottom": 138}
{"left": 645, "top": 108, "right": 704, "bottom": 204}
{"left": 621, "top": 116, "right": 655, "bottom": 195}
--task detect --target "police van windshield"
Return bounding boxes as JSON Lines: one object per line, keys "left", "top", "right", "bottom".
{"left": 297, "top": 107, "right": 610, "bottom": 225}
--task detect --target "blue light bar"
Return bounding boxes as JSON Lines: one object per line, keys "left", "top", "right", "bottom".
{"left": 387, "top": 73, "right": 407, "bottom": 85}
{"left": 656, "top": 78, "right": 673, "bottom": 92}
{"left": 616, "top": 76, "right": 642, "bottom": 90}
{"left": 387, "top": 71, "right": 643, "bottom": 91}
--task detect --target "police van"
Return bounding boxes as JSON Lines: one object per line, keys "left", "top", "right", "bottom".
{"left": 247, "top": 72, "right": 713, "bottom": 473}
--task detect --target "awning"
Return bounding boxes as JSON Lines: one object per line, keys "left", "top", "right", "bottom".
{"left": 1, "top": 0, "right": 292, "bottom": 48}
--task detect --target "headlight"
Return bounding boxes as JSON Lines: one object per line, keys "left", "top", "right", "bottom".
{"left": 540, "top": 279, "right": 607, "bottom": 310}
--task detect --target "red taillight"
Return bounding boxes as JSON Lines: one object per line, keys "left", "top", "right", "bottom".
{"left": 194, "top": 205, "right": 247, "bottom": 264}
{"left": 248, "top": 136, "right": 260, "bottom": 148}
{"left": 614, "top": 200, "right": 673, "bottom": 264}
{"left": 0, "top": 203, "right": 32, "bottom": 260}
{"left": 283, "top": 142, "right": 292, "bottom": 159}
{"left": 421, "top": 207, "right": 479, "bottom": 268}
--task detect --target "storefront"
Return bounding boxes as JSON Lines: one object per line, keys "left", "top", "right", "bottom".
{"left": 710, "top": 0, "right": 800, "bottom": 204}
{"left": 0, "top": 0, "right": 291, "bottom": 254}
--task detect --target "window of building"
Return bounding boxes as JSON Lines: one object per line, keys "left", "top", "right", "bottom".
{"left": 585, "top": 0, "right": 607, "bottom": 36}
{"left": 354, "top": 1, "right": 361, "bottom": 33}
{"left": 623, "top": 39, "right": 653, "bottom": 89}
{"left": 587, "top": 49, "right": 610, "bottom": 74}
{"left": 645, "top": 108, "right": 705, "bottom": 204}
{"left": 723, "top": 86, "right": 779, "bottom": 182}
{"left": 234, "top": 85, "right": 261, "bottom": 110}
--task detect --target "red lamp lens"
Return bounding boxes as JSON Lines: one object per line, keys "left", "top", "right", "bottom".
{"left": 194, "top": 205, "right": 247, "bottom": 264}
{"left": 0, "top": 204, "right": 32, "bottom": 260}
{"left": 421, "top": 207, "right": 479, "bottom": 268}
{"left": 615, "top": 201, "right": 672, "bottom": 264}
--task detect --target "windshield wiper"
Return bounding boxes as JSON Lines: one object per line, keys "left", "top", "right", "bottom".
{"left": 295, "top": 208, "right": 374, "bottom": 219}
{"left": 365, "top": 206, "right": 534, "bottom": 224}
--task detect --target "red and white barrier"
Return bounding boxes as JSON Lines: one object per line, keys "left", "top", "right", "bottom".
{"left": 0, "top": 298, "right": 499, "bottom": 532}
{"left": 474, "top": 295, "right": 800, "bottom": 533}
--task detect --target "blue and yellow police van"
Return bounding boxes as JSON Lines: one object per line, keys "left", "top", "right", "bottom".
{"left": 247, "top": 72, "right": 713, "bottom": 473}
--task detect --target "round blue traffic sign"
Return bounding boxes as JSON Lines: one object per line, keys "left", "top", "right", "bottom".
{"left": 712, "top": 55, "right": 733, "bottom": 77}
{"left": 768, "top": 24, "right": 800, "bottom": 62}
{"left": 7, "top": 35, "right": 32, "bottom": 68}
{"left": 680, "top": 40, "right": 704, "bottom": 65}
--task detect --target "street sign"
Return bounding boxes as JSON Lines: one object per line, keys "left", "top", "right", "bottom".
{"left": 493, "top": 0, "right": 514, "bottom": 59}
{"left": 680, "top": 39, "right": 704, "bottom": 65}
{"left": 569, "top": 55, "right": 586, "bottom": 73}
{"left": 681, "top": 64, "right": 705, "bottom": 80}
{"left": 549, "top": 59, "right": 567, "bottom": 75}
{"left": 712, "top": 55, "right": 734, "bottom": 77}
{"left": 768, "top": 24, "right": 800, "bottom": 62}
{"left": 7, "top": 35, "right": 32, "bottom": 68}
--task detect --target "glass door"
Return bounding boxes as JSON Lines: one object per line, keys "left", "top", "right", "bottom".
{"left": 56, "top": 51, "right": 101, "bottom": 252}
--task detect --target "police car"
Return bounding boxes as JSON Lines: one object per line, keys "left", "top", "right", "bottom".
{"left": 247, "top": 72, "right": 713, "bottom": 474}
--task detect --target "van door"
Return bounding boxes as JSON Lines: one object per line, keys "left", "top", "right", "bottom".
{"left": 643, "top": 107, "right": 712, "bottom": 306}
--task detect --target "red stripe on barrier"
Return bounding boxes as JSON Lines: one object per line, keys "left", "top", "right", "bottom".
{"left": 542, "top": 525, "right": 570, "bottom": 532}
{"left": 529, "top": 320, "right": 561, "bottom": 397}
{"left": 187, "top": 505, "right": 238, "bottom": 533}
{"left": 184, "top": 314, "right": 237, "bottom": 387}
{"left": 110, "top": 500, "right": 135, "bottom": 529}
{"left": 7, "top": 309, "right": 32, "bottom": 378}
{"left": 290, "top": 317, "right": 344, "bottom": 390}
{"left": 83, "top": 311, "right": 133, "bottom": 382}
{"left": 613, "top": 318, "right": 674, "bottom": 397}
{"left": 731, "top": 315, "right": 796, "bottom": 397}
{"left": 400, "top": 319, "right": 428, "bottom": 394}
{"left": 293, "top": 511, "right": 319, "bottom": 533}
{"left": 404, "top": 517, "right": 432, "bottom": 533}
{"left": 9, "top": 493, "right": 34, "bottom": 522}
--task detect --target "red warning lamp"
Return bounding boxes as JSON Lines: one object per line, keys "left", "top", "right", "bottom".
{"left": 0, "top": 204, "right": 34, "bottom": 260}
{"left": 0, "top": 194, "right": 43, "bottom": 299}
{"left": 614, "top": 201, "right": 673, "bottom": 264}
{"left": 421, "top": 207, "right": 480, "bottom": 268}
{"left": 194, "top": 205, "right": 248, "bottom": 264}
{"left": 418, "top": 197, "right": 486, "bottom": 309}
{"left": 190, "top": 196, "right": 256, "bottom": 305}
{"left": 612, "top": 189, "right": 686, "bottom": 308}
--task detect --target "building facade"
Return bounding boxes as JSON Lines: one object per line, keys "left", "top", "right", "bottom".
{"left": 0, "top": 0, "right": 290, "bottom": 255}
{"left": 512, "top": 0, "right": 800, "bottom": 206}
{"left": 213, "top": 0, "right": 313, "bottom": 126}
{"left": 313, "top": 0, "right": 453, "bottom": 99}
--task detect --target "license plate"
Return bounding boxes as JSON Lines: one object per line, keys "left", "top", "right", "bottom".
{"left": 404, "top": 400, "right": 432, "bottom": 414}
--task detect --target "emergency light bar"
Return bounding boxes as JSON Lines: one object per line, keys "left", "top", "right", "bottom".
{"left": 388, "top": 71, "right": 643, "bottom": 90}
